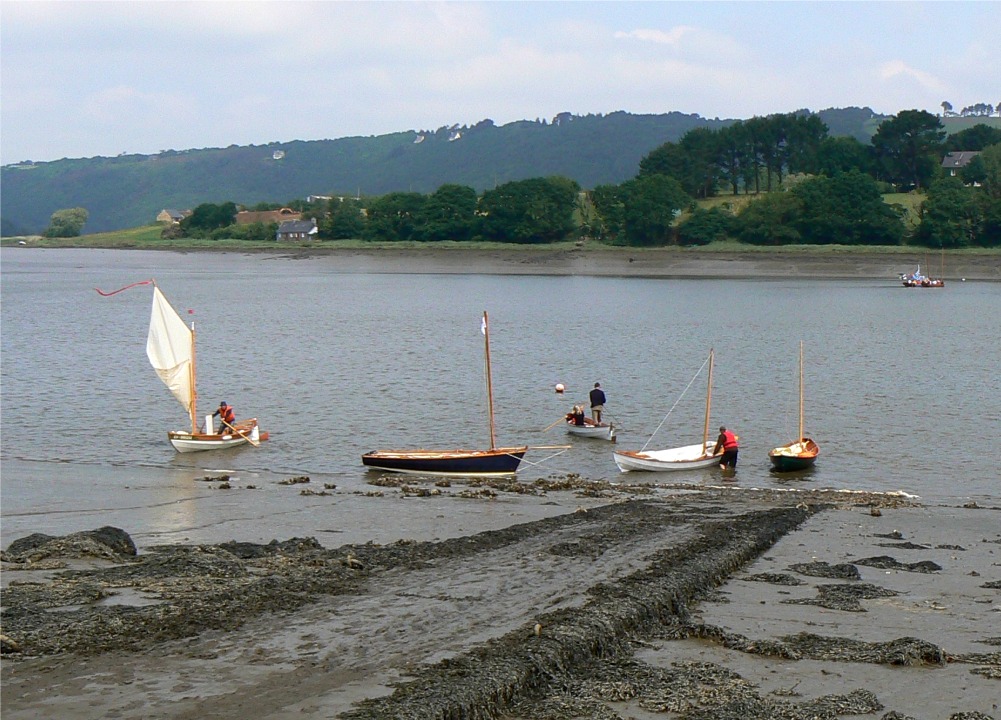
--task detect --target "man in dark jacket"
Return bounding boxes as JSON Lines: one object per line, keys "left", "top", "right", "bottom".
{"left": 589, "top": 382, "right": 606, "bottom": 424}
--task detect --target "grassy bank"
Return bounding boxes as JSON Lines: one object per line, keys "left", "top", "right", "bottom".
{"left": 4, "top": 227, "right": 999, "bottom": 260}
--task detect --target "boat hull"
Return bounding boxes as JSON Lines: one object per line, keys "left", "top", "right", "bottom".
{"left": 361, "top": 446, "right": 527, "bottom": 477}
{"left": 768, "top": 438, "right": 819, "bottom": 472}
{"left": 168, "top": 419, "right": 265, "bottom": 453}
{"left": 566, "top": 420, "right": 616, "bottom": 441}
{"left": 613, "top": 441, "right": 720, "bottom": 473}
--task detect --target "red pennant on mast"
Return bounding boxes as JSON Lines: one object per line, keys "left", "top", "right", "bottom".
{"left": 94, "top": 279, "right": 154, "bottom": 296}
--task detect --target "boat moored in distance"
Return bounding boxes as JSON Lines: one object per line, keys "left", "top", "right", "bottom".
{"left": 361, "top": 311, "right": 528, "bottom": 477}
{"left": 899, "top": 264, "right": 944, "bottom": 288}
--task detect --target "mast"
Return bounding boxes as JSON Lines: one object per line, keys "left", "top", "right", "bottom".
{"left": 798, "top": 341, "right": 804, "bottom": 441}
{"left": 189, "top": 322, "right": 198, "bottom": 433}
{"left": 702, "top": 348, "right": 714, "bottom": 447}
{"left": 482, "top": 311, "right": 497, "bottom": 450}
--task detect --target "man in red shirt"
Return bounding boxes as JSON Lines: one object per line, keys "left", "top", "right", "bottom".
{"left": 713, "top": 425, "right": 739, "bottom": 471}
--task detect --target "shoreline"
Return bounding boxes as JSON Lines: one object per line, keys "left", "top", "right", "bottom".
{"left": 6, "top": 243, "right": 1001, "bottom": 281}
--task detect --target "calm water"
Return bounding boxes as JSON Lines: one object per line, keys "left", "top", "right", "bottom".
{"left": 2, "top": 248, "right": 999, "bottom": 541}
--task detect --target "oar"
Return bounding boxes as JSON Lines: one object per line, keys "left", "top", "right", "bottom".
{"left": 221, "top": 418, "right": 261, "bottom": 447}
{"left": 541, "top": 416, "right": 569, "bottom": 432}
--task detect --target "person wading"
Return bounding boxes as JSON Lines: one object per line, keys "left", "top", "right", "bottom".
{"left": 713, "top": 425, "right": 739, "bottom": 471}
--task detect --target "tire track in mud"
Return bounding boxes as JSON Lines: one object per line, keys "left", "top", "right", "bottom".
{"left": 2, "top": 498, "right": 820, "bottom": 719}
{"left": 338, "top": 501, "right": 817, "bottom": 720}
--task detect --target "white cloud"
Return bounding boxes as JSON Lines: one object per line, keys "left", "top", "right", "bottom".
{"left": 614, "top": 26, "right": 696, "bottom": 46}
{"left": 879, "top": 60, "right": 946, "bottom": 94}
{"left": 3, "top": 1, "right": 997, "bottom": 163}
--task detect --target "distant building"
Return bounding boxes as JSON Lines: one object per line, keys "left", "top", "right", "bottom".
{"left": 156, "top": 208, "right": 190, "bottom": 224}
{"left": 235, "top": 208, "right": 300, "bottom": 225}
{"left": 941, "top": 151, "right": 981, "bottom": 177}
{"left": 276, "top": 218, "right": 318, "bottom": 242}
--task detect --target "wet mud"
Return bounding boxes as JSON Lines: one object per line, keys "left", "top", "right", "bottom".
{"left": 2, "top": 484, "right": 998, "bottom": 720}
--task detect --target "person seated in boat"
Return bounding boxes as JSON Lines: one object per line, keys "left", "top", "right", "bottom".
{"left": 567, "top": 405, "right": 586, "bottom": 426}
{"left": 213, "top": 401, "right": 235, "bottom": 434}
{"left": 713, "top": 425, "right": 739, "bottom": 471}
{"left": 589, "top": 382, "right": 606, "bottom": 424}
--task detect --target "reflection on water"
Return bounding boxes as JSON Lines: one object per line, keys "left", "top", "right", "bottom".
{"left": 2, "top": 249, "right": 1000, "bottom": 511}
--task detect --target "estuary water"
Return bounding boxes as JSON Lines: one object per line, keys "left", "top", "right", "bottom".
{"left": 2, "top": 248, "right": 999, "bottom": 545}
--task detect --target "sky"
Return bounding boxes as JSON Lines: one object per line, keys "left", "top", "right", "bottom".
{"left": 1, "top": 1, "right": 998, "bottom": 164}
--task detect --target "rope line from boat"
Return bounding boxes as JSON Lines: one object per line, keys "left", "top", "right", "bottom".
{"left": 640, "top": 353, "right": 712, "bottom": 453}
{"left": 518, "top": 446, "right": 572, "bottom": 469}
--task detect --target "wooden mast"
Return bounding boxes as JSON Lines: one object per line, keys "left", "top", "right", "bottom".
{"left": 798, "top": 340, "right": 804, "bottom": 442}
{"left": 482, "top": 311, "right": 496, "bottom": 450}
{"left": 189, "top": 321, "right": 199, "bottom": 434}
{"left": 702, "top": 348, "right": 714, "bottom": 449}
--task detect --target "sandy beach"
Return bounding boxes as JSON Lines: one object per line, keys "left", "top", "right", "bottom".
{"left": 2, "top": 477, "right": 999, "bottom": 720}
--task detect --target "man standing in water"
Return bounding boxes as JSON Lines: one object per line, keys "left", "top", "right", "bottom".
{"left": 713, "top": 425, "right": 739, "bottom": 471}
{"left": 589, "top": 382, "right": 606, "bottom": 424}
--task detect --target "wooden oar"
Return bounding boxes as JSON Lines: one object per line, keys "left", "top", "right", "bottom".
{"left": 541, "top": 416, "right": 569, "bottom": 432}
{"left": 221, "top": 418, "right": 261, "bottom": 447}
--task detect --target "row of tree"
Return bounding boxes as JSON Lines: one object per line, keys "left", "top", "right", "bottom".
{"left": 940, "top": 101, "right": 998, "bottom": 117}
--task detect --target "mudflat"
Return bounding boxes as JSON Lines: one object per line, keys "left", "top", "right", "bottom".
{"left": 245, "top": 246, "right": 1001, "bottom": 282}
{"left": 2, "top": 479, "right": 998, "bottom": 720}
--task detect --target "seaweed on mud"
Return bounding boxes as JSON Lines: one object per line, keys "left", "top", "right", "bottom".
{"left": 952, "top": 650, "right": 1001, "bottom": 665}
{"left": 787, "top": 561, "right": 860, "bottom": 579}
{"left": 652, "top": 622, "right": 801, "bottom": 659}
{"left": 1, "top": 526, "right": 136, "bottom": 564}
{"left": 980, "top": 580, "right": 1001, "bottom": 589}
{"left": 854, "top": 555, "right": 942, "bottom": 573}
{"left": 508, "top": 657, "right": 885, "bottom": 720}
{"left": 878, "top": 541, "right": 931, "bottom": 549}
{"left": 778, "top": 632, "right": 947, "bottom": 665}
{"left": 781, "top": 582, "right": 898, "bottom": 612}
{"left": 654, "top": 622, "right": 950, "bottom": 667}
{"left": 742, "top": 572, "right": 805, "bottom": 586}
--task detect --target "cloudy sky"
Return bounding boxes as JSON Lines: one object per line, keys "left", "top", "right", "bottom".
{"left": 2, "top": 1, "right": 998, "bottom": 164}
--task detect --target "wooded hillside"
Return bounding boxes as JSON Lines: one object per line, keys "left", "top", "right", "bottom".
{"left": 2, "top": 108, "right": 892, "bottom": 235}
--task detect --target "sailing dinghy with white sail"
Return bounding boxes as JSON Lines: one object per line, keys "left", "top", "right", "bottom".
{"left": 144, "top": 283, "right": 268, "bottom": 452}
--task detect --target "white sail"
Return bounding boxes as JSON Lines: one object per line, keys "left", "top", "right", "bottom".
{"left": 146, "top": 286, "right": 195, "bottom": 417}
